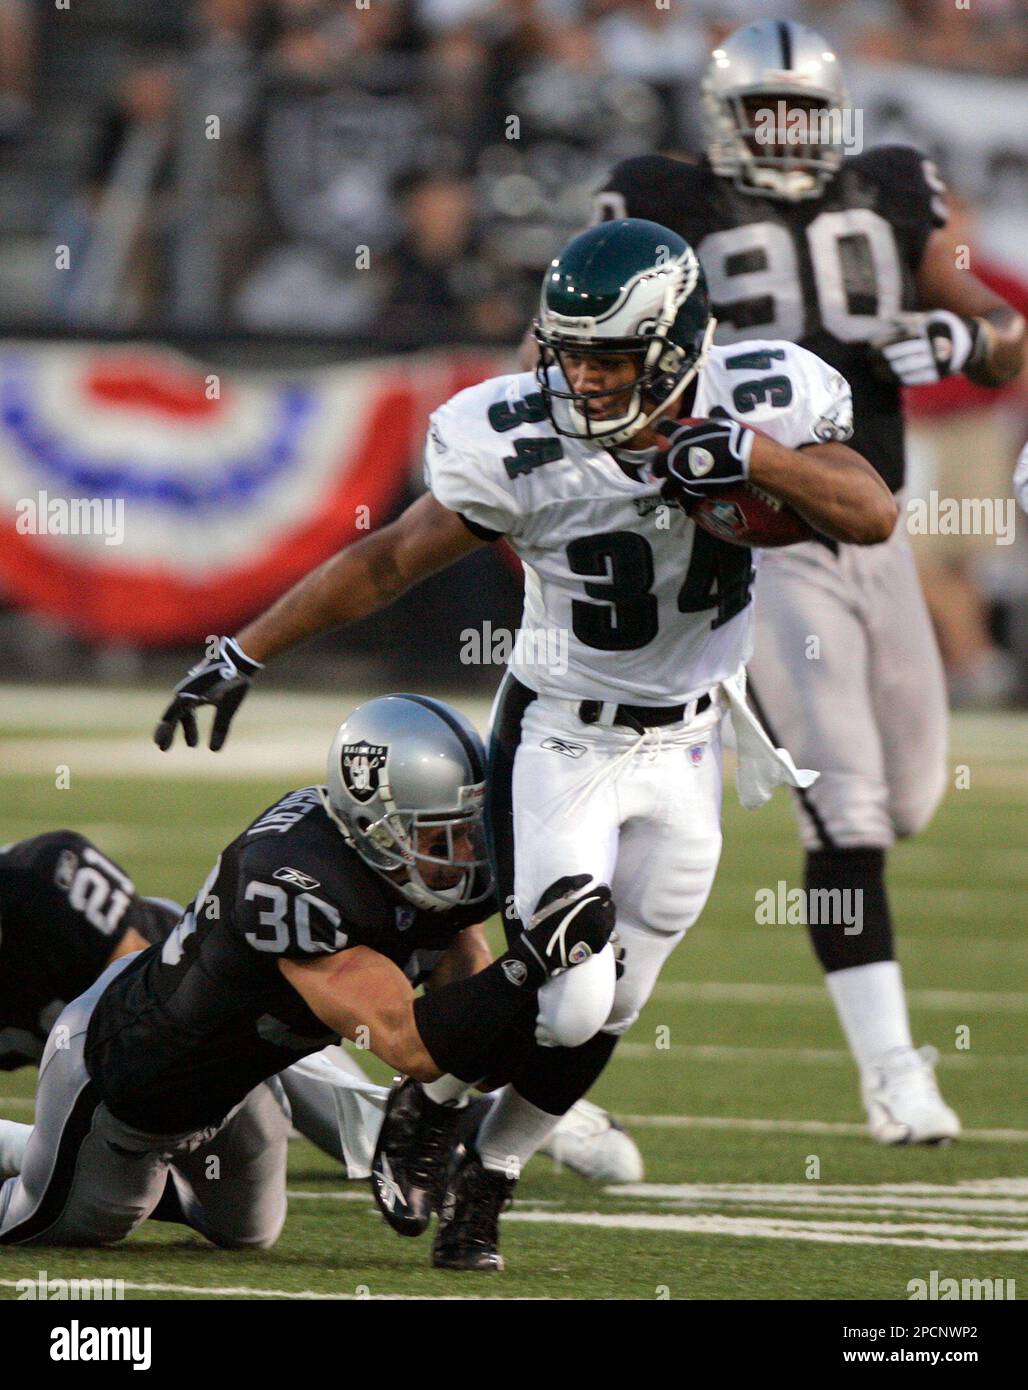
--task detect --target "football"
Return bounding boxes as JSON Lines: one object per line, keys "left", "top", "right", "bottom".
{"left": 659, "top": 418, "right": 816, "bottom": 548}
{"left": 688, "top": 480, "right": 816, "bottom": 548}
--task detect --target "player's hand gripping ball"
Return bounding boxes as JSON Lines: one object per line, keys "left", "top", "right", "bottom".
{"left": 656, "top": 417, "right": 815, "bottom": 548}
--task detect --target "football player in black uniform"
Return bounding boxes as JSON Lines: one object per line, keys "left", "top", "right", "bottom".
{"left": 0, "top": 825, "right": 640, "bottom": 1193}
{"left": 0, "top": 831, "right": 176, "bottom": 1080}
{"left": 596, "top": 19, "right": 1025, "bottom": 1143}
{"left": 0, "top": 695, "right": 614, "bottom": 1250}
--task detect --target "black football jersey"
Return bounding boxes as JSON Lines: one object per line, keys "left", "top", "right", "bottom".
{"left": 0, "top": 832, "right": 178, "bottom": 1071}
{"left": 598, "top": 147, "right": 948, "bottom": 492}
{"left": 85, "top": 787, "right": 491, "bottom": 1134}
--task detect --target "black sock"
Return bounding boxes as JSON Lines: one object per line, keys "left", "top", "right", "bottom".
{"left": 413, "top": 951, "right": 540, "bottom": 1083}
{"left": 806, "top": 846, "right": 894, "bottom": 973}
{"left": 509, "top": 1031, "right": 619, "bottom": 1116}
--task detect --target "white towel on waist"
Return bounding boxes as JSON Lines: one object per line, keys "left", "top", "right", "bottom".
{"left": 719, "top": 666, "right": 820, "bottom": 810}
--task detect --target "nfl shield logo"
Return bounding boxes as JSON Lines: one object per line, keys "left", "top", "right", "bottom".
{"left": 340, "top": 741, "right": 388, "bottom": 803}
{"left": 689, "top": 744, "right": 705, "bottom": 766}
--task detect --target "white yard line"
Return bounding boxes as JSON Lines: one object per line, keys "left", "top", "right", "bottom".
{"left": 0, "top": 685, "right": 494, "bottom": 732}
{"left": 617, "top": 1114, "right": 1028, "bottom": 1143}
{"left": 649, "top": 981, "right": 1028, "bottom": 1011}
{"left": 606, "top": 1182, "right": 1028, "bottom": 1217}
{"left": 615, "top": 1041, "right": 1028, "bottom": 1068}
{"left": 3, "top": 1099, "right": 1026, "bottom": 1143}
{"left": 504, "top": 1210, "right": 1028, "bottom": 1252}
{"left": 0, "top": 1277, "right": 531, "bottom": 1301}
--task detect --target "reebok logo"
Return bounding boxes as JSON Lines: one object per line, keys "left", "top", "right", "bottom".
{"left": 375, "top": 1154, "right": 406, "bottom": 1212}
{"left": 541, "top": 737, "right": 587, "bottom": 759}
{"left": 273, "top": 867, "right": 321, "bottom": 891}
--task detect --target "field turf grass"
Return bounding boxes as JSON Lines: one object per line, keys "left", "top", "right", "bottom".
{"left": 0, "top": 690, "right": 1024, "bottom": 1300}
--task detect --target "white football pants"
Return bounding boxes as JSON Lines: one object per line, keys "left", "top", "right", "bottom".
{"left": 508, "top": 694, "right": 724, "bottom": 1048}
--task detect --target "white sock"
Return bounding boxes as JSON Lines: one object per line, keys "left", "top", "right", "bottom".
{"left": 476, "top": 1087, "right": 561, "bottom": 1179}
{"left": 422, "top": 1074, "right": 472, "bottom": 1108}
{"left": 826, "top": 961, "right": 914, "bottom": 1073}
{"left": 0, "top": 1120, "right": 32, "bottom": 1178}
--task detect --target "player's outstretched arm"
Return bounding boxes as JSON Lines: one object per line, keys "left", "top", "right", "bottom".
{"left": 236, "top": 493, "right": 484, "bottom": 665}
{"left": 747, "top": 437, "right": 899, "bottom": 546}
{"left": 280, "top": 889, "right": 615, "bottom": 1085}
{"left": 280, "top": 947, "right": 443, "bottom": 1081}
{"left": 913, "top": 231, "right": 1025, "bottom": 388}
{"left": 154, "top": 494, "right": 484, "bottom": 750}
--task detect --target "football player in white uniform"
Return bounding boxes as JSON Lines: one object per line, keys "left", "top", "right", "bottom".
{"left": 598, "top": 21, "right": 1024, "bottom": 1149}
{"left": 155, "top": 218, "right": 896, "bottom": 1270}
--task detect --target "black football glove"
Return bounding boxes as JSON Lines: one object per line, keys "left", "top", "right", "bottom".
{"left": 510, "top": 875, "right": 616, "bottom": 986}
{"left": 154, "top": 636, "right": 262, "bottom": 752}
{"left": 656, "top": 417, "right": 755, "bottom": 501}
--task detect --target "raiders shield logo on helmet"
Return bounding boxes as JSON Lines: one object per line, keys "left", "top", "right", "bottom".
{"left": 340, "top": 742, "right": 388, "bottom": 803}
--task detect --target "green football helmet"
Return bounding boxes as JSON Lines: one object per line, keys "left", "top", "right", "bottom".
{"left": 533, "top": 218, "right": 716, "bottom": 446}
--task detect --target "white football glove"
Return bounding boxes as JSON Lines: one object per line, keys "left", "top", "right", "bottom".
{"left": 872, "top": 310, "right": 976, "bottom": 385}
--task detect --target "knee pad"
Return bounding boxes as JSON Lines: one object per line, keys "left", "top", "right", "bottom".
{"left": 796, "top": 774, "right": 895, "bottom": 852}
{"left": 536, "top": 945, "right": 617, "bottom": 1049}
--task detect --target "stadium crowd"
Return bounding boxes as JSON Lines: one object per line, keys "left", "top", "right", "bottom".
{"left": 0, "top": 0, "right": 1025, "bottom": 335}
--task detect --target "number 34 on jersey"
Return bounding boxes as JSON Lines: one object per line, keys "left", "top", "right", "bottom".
{"left": 424, "top": 342, "right": 851, "bottom": 708}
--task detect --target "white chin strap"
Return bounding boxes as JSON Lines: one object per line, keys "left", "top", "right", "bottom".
{"left": 567, "top": 317, "right": 717, "bottom": 447}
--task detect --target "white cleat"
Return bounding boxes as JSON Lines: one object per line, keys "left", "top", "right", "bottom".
{"left": 862, "top": 1045, "right": 961, "bottom": 1146}
{"left": 540, "top": 1098, "right": 644, "bottom": 1181}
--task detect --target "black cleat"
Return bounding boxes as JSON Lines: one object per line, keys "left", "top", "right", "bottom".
{"left": 370, "top": 1077, "right": 462, "bottom": 1237}
{"left": 432, "top": 1145, "right": 517, "bottom": 1272}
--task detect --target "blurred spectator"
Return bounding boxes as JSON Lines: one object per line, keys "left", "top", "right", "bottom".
{"left": 383, "top": 171, "right": 524, "bottom": 340}
{"left": 592, "top": 0, "right": 709, "bottom": 149}
{"left": 4, "top": 0, "right": 1027, "bottom": 337}
{"left": 795, "top": 1, "right": 897, "bottom": 60}
{"left": 0, "top": 0, "right": 34, "bottom": 144}
{"left": 235, "top": 0, "right": 424, "bottom": 331}
{"left": 53, "top": 53, "right": 180, "bottom": 326}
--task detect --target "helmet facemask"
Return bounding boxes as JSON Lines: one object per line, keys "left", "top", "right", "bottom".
{"left": 322, "top": 784, "right": 491, "bottom": 913}
{"left": 707, "top": 87, "right": 846, "bottom": 200}
{"left": 534, "top": 240, "right": 715, "bottom": 448}
{"left": 703, "top": 21, "right": 850, "bottom": 203}
{"left": 360, "top": 793, "right": 490, "bottom": 912}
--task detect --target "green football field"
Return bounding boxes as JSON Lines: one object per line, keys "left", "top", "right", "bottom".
{"left": 0, "top": 687, "right": 1025, "bottom": 1300}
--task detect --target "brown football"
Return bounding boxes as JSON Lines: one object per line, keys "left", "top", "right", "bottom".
{"left": 659, "top": 418, "right": 815, "bottom": 549}
{"left": 688, "top": 481, "right": 816, "bottom": 548}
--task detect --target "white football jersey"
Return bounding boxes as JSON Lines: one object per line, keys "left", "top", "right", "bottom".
{"left": 424, "top": 340, "right": 852, "bottom": 704}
